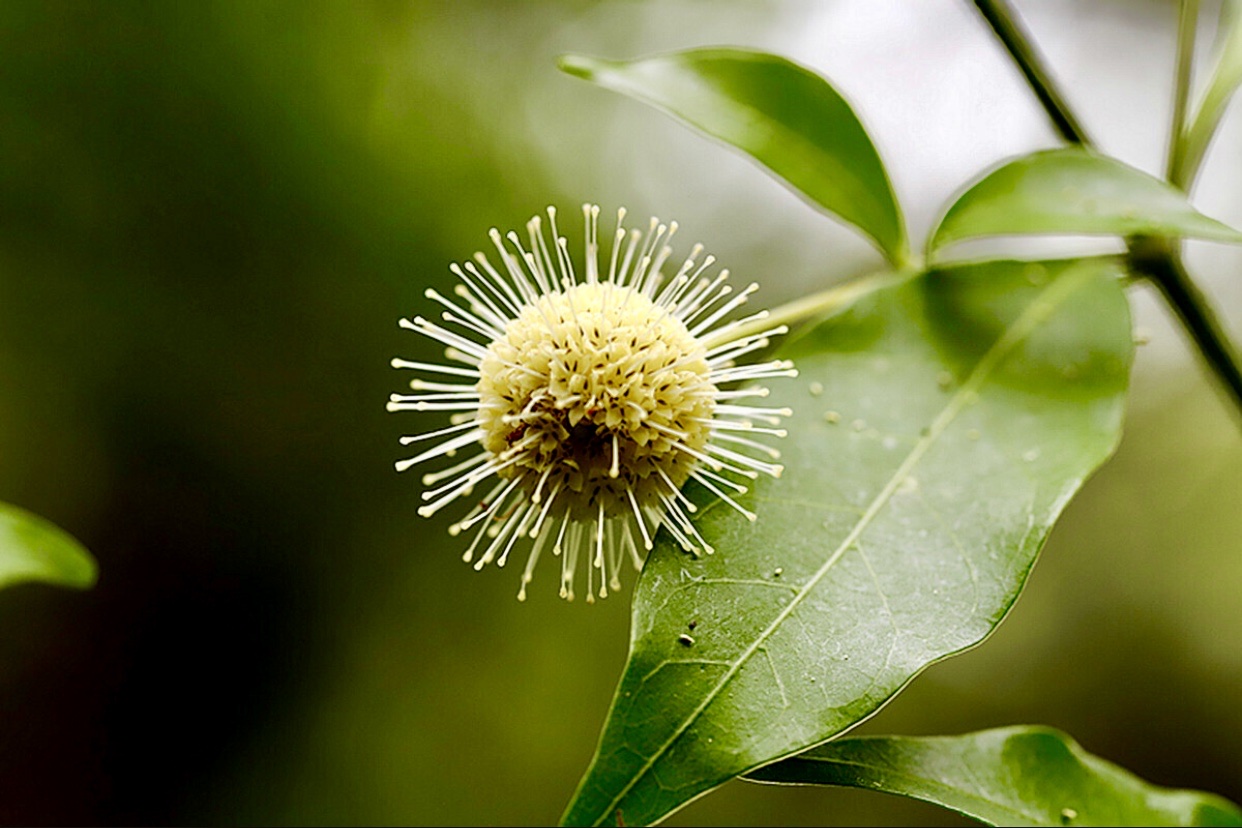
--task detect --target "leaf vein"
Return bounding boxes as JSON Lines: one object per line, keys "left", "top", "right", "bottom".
{"left": 588, "top": 265, "right": 1095, "bottom": 825}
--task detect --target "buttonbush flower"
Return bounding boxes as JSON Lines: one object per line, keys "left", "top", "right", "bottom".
{"left": 389, "top": 205, "right": 795, "bottom": 601}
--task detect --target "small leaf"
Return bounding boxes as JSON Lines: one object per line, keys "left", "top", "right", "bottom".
{"left": 747, "top": 726, "right": 1242, "bottom": 827}
{"left": 562, "top": 257, "right": 1133, "bottom": 827}
{"left": 928, "top": 147, "right": 1242, "bottom": 257}
{"left": 1176, "top": 0, "right": 1242, "bottom": 188}
{"left": 0, "top": 501, "right": 97, "bottom": 590}
{"left": 558, "top": 48, "right": 909, "bottom": 265}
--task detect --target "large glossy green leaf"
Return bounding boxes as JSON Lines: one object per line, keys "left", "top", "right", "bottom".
{"left": 0, "top": 501, "right": 96, "bottom": 590}
{"left": 562, "top": 257, "right": 1133, "bottom": 827}
{"left": 1175, "top": 0, "right": 1242, "bottom": 189}
{"left": 558, "top": 48, "right": 908, "bottom": 265}
{"left": 747, "top": 726, "right": 1242, "bottom": 827}
{"left": 928, "top": 148, "right": 1242, "bottom": 257}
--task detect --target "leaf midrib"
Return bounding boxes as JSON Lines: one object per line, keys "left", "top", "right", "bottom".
{"left": 583, "top": 265, "right": 1096, "bottom": 826}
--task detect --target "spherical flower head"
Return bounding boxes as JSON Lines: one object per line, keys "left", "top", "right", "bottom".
{"left": 389, "top": 205, "right": 796, "bottom": 602}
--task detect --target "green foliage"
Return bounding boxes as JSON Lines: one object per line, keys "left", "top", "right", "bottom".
{"left": 561, "top": 257, "right": 1134, "bottom": 826}
{"left": 0, "top": 501, "right": 95, "bottom": 591}
{"left": 5, "top": 5, "right": 1240, "bottom": 827}
{"left": 558, "top": 48, "right": 908, "bottom": 266}
{"left": 1174, "top": 0, "right": 1242, "bottom": 188}
{"left": 747, "top": 726, "right": 1242, "bottom": 827}
{"left": 559, "top": 29, "right": 1242, "bottom": 827}
{"left": 928, "top": 148, "right": 1242, "bottom": 258}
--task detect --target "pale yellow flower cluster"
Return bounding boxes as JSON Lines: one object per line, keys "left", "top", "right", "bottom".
{"left": 389, "top": 205, "right": 794, "bottom": 601}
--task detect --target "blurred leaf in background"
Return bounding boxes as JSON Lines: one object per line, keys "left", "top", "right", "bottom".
{"left": 0, "top": 502, "right": 96, "bottom": 590}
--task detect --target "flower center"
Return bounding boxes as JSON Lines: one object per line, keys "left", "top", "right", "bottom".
{"left": 476, "top": 282, "right": 714, "bottom": 520}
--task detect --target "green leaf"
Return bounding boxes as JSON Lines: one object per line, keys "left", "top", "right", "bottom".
{"left": 746, "top": 726, "right": 1242, "bottom": 827}
{"left": 928, "top": 148, "right": 1242, "bottom": 257}
{"left": 1175, "top": 0, "right": 1242, "bottom": 189}
{"left": 562, "top": 257, "right": 1133, "bottom": 827}
{"left": 0, "top": 501, "right": 97, "bottom": 590}
{"left": 558, "top": 48, "right": 909, "bottom": 265}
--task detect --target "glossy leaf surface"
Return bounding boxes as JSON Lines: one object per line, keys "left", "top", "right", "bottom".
{"left": 748, "top": 726, "right": 1242, "bottom": 827}
{"left": 562, "top": 257, "right": 1133, "bottom": 826}
{"left": 559, "top": 48, "right": 908, "bottom": 264}
{"left": 929, "top": 148, "right": 1242, "bottom": 256}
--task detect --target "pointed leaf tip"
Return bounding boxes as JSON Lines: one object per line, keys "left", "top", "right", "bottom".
{"left": 555, "top": 47, "right": 908, "bottom": 265}
{"left": 748, "top": 726, "right": 1242, "bottom": 827}
{"left": 929, "top": 147, "right": 1242, "bottom": 259}
{"left": 557, "top": 53, "right": 598, "bottom": 80}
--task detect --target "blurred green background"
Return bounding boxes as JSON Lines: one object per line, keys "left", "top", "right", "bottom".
{"left": 1, "top": 1, "right": 1240, "bottom": 825}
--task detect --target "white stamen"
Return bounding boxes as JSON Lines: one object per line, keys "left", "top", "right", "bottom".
{"left": 390, "top": 204, "right": 794, "bottom": 600}
{"left": 690, "top": 469, "right": 758, "bottom": 521}
{"left": 395, "top": 429, "right": 485, "bottom": 473}
{"left": 400, "top": 419, "right": 479, "bottom": 446}
{"left": 390, "top": 358, "right": 478, "bottom": 378}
